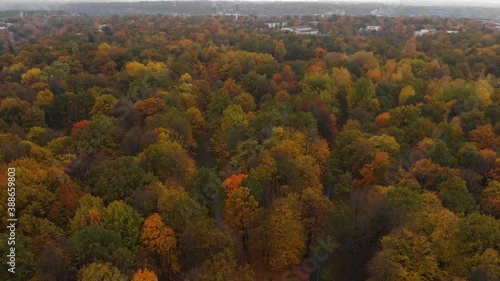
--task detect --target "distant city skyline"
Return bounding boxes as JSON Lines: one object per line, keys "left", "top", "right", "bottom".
{"left": 0, "top": 0, "right": 500, "bottom": 8}
{"left": 1, "top": 0, "right": 500, "bottom": 7}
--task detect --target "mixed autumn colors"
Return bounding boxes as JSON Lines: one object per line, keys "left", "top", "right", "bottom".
{"left": 0, "top": 9, "right": 499, "bottom": 281}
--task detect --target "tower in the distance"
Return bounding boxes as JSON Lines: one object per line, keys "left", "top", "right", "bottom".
{"left": 235, "top": 2, "right": 239, "bottom": 21}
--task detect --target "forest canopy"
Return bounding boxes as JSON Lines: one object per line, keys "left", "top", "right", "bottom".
{"left": 0, "top": 11, "right": 499, "bottom": 281}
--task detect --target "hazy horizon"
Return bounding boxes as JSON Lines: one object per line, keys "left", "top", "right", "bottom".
{"left": 1, "top": 0, "right": 500, "bottom": 8}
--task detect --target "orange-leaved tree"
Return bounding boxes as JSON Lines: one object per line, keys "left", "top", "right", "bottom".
{"left": 132, "top": 268, "right": 158, "bottom": 281}
{"left": 140, "top": 213, "right": 180, "bottom": 277}
{"left": 223, "top": 174, "right": 248, "bottom": 196}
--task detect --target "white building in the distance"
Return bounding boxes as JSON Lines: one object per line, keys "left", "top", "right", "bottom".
{"left": 281, "top": 25, "right": 319, "bottom": 35}
{"left": 366, "top": 25, "right": 381, "bottom": 31}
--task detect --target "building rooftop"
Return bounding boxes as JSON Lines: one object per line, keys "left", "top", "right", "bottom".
{"left": 281, "top": 25, "right": 319, "bottom": 35}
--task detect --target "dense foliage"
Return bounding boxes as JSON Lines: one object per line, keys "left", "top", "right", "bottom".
{"left": 0, "top": 12, "right": 499, "bottom": 281}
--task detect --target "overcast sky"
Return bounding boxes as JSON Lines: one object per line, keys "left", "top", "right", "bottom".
{"left": 2, "top": 0, "right": 500, "bottom": 7}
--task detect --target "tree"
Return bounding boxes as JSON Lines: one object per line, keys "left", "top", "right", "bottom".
{"left": 0, "top": 97, "right": 30, "bottom": 126}
{"left": 467, "top": 248, "right": 500, "bottom": 281}
{"left": 195, "top": 250, "right": 256, "bottom": 281}
{"left": 23, "top": 105, "right": 47, "bottom": 129}
{"left": 0, "top": 234, "right": 35, "bottom": 280}
{"left": 223, "top": 78, "right": 244, "bottom": 98}
{"left": 138, "top": 139, "right": 195, "bottom": 185}
{"left": 223, "top": 174, "right": 248, "bottom": 196}
{"left": 331, "top": 128, "right": 365, "bottom": 172}
{"left": 449, "top": 213, "right": 500, "bottom": 275}
{"left": 91, "top": 94, "right": 118, "bottom": 116}
{"left": 77, "top": 263, "right": 127, "bottom": 281}
{"left": 0, "top": 157, "right": 60, "bottom": 220}
{"left": 35, "top": 241, "right": 74, "bottom": 281}
{"left": 177, "top": 215, "right": 234, "bottom": 271}
{"left": 438, "top": 176, "right": 478, "bottom": 214}
{"left": 404, "top": 117, "right": 437, "bottom": 145}
{"left": 296, "top": 98, "right": 337, "bottom": 144}
{"left": 211, "top": 105, "right": 249, "bottom": 167}
{"left": 429, "top": 141, "right": 455, "bottom": 167}
{"left": 368, "top": 134, "right": 400, "bottom": 157}
{"left": 125, "top": 61, "right": 148, "bottom": 76}
{"left": 398, "top": 85, "right": 416, "bottom": 105}
{"left": 386, "top": 186, "right": 423, "bottom": 213}
{"left": 206, "top": 90, "right": 231, "bottom": 126}
{"left": 72, "top": 120, "right": 90, "bottom": 132}
{"left": 291, "top": 154, "right": 323, "bottom": 191}
{"left": 368, "top": 228, "right": 445, "bottom": 281}
{"left": 299, "top": 188, "right": 332, "bottom": 253}
{"left": 69, "top": 195, "right": 105, "bottom": 233}
{"left": 132, "top": 268, "right": 158, "bottom": 281}
{"left": 157, "top": 185, "right": 207, "bottom": 233}
{"left": 134, "top": 97, "right": 166, "bottom": 117}
{"left": 457, "top": 143, "right": 493, "bottom": 174}
{"left": 469, "top": 124, "right": 499, "bottom": 150}
{"left": 386, "top": 105, "right": 421, "bottom": 127}
{"left": 229, "top": 138, "right": 261, "bottom": 174}
{"left": 224, "top": 187, "right": 259, "bottom": 259}
{"left": 265, "top": 195, "right": 306, "bottom": 271}
{"left": 146, "top": 61, "right": 169, "bottom": 74}
{"left": 302, "top": 72, "right": 332, "bottom": 92}
{"left": 375, "top": 112, "right": 391, "bottom": 128}
{"left": 71, "top": 114, "right": 122, "bottom": 156}
{"left": 26, "top": 126, "right": 49, "bottom": 146}
{"left": 351, "top": 50, "right": 379, "bottom": 71}
{"left": 146, "top": 109, "right": 196, "bottom": 150}
{"left": 348, "top": 78, "right": 376, "bottom": 111}
{"left": 233, "top": 92, "right": 256, "bottom": 112}
{"left": 408, "top": 159, "right": 458, "bottom": 190}
{"left": 41, "top": 61, "right": 70, "bottom": 83}
{"left": 18, "top": 214, "right": 65, "bottom": 256}
{"left": 70, "top": 226, "right": 123, "bottom": 266}
{"left": 280, "top": 65, "right": 296, "bottom": 83}
{"left": 460, "top": 110, "right": 489, "bottom": 135}
{"left": 103, "top": 201, "right": 144, "bottom": 250}
{"left": 353, "top": 151, "right": 392, "bottom": 187}
{"left": 85, "top": 156, "right": 150, "bottom": 203}
{"left": 481, "top": 181, "right": 500, "bottom": 218}
{"left": 36, "top": 89, "right": 55, "bottom": 104}
{"left": 186, "top": 167, "right": 225, "bottom": 216}
{"left": 273, "top": 39, "right": 286, "bottom": 62}
{"left": 141, "top": 213, "right": 180, "bottom": 276}
{"left": 186, "top": 106, "right": 206, "bottom": 136}
{"left": 241, "top": 72, "right": 270, "bottom": 101}
{"left": 21, "top": 68, "right": 42, "bottom": 85}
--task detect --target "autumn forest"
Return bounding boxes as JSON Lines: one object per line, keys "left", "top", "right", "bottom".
{"left": 0, "top": 10, "right": 499, "bottom": 281}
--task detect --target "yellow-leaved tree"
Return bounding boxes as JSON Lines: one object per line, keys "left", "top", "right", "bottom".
{"left": 224, "top": 186, "right": 259, "bottom": 260}
{"left": 265, "top": 195, "right": 306, "bottom": 271}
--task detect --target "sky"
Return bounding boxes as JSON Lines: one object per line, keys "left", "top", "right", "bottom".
{"left": 2, "top": 0, "right": 500, "bottom": 7}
